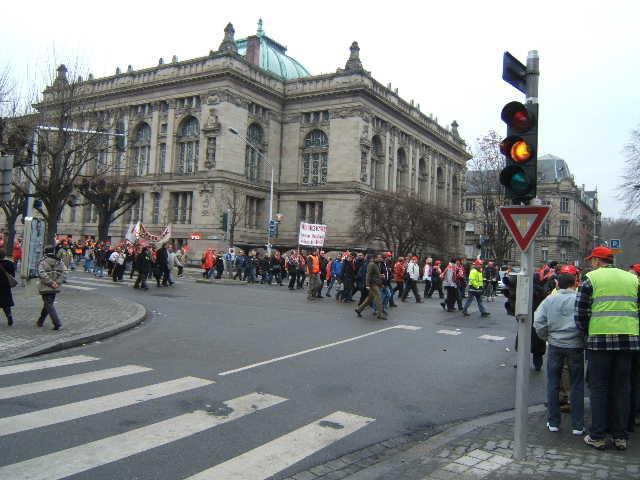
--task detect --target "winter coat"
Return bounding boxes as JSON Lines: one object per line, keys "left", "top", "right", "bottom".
{"left": 534, "top": 289, "right": 583, "bottom": 349}
{"left": 134, "top": 252, "right": 152, "bottom": 274}
{"left": 0, "top": 258, "right": 16, "bottom": 307}
{"left": 38, "top": 254, "right": 66, "bottom": 294}
{"left": 406, "top": 261, "right": 420, "bottom": 281}
{"left": 441, "top": 263, "right": 456, "bottom": 287}
{"left": 366, "top": 261, "right": 382, "bottom": 287}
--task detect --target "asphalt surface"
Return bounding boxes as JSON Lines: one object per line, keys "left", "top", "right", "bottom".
{"left": 0, "top": 271, "right": 547, "bottom": 479}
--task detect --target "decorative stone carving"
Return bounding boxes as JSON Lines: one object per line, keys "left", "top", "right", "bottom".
{"left": 205, "top": 137, "right": 217, "bottom": 169}
{"left": 150, "top": 183, "right": 162, "bottom": 193}
{"left": 203, "top": 108, "right": 220, "bottom": 132}
{"left": 218, "top": 23, "right": 238, "bottom": 54}
{"left": 331, "top": 106, "right": 370, "bottom": 120}
{"left": 205, "top": 89, "right": 246, "bottom": 108}
{"left": 360, "top": 150, "right": 368, "bottom": 183}
{"left": 345, "top": 42, "right": 364, "bottom": 72}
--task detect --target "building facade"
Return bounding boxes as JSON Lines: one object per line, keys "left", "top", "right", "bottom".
{"left": 463, "top": 154, "right": 601, "bottom": 267}
{"left": 18, "top": 21, "right": 470, "bottom": 257}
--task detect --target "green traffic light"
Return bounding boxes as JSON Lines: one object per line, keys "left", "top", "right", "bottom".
{"left": 509, "top": 171, "right": 532, "bottom": 194}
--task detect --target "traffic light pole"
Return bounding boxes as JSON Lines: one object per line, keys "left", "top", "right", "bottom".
{"left": 513, "top": 50, "right": 539, "bottom": 461}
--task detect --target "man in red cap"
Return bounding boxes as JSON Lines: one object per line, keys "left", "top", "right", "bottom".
{"left": 576, "top": 246, "right": 640, "bottom": 451}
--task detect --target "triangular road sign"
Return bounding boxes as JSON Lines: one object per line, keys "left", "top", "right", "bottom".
{"left": 499, "top": 206, "right": 551, "bottom": 252}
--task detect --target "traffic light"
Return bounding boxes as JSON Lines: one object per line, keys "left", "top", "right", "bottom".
{"left": 268, "top": 219, "right": 278, "bottom": 237}
{"left": 220, "top": 212, "right": 228, "bottom": 231}
{"left": 499, "top": 101, "right": 538, "bottom": 204}
{"left": 0, "top": 155, "right": 14, "bottom": 202}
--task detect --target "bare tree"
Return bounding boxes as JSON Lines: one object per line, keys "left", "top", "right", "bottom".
{"left": 0, "top": 177, "right": 27, "bottom": 254}
{"left": 466, "top": 130, "right": 514, "bottom": 266}
{"left": 620, "top": 126, "right": 640, "bottom": 217}
{"left": 221, "top": 186, "right": 246, "bottom": 246}
{"left": 76, "top": 174, "right": 140, "bottom": 242}
{"left": 15, "top": 63, "right": 109, "bottom": 245}
{"left": 352, "top": 191, "right": 451, "bottom": 257}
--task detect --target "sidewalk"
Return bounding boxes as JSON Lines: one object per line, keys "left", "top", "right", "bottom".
{"left": 0, "top": 283, "right": 146, "bottom": 362}
{"left": 332, "top": 404, "right": 639, "bottom": 480}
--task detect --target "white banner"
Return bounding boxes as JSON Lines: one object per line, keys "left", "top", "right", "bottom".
{"left": 298, "top": 222, "right": 327, "bottom": 247}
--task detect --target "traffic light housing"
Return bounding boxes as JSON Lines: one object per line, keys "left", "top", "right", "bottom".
{"left": 268, "top": 219, "right": 278, "bottom": 238}
{"left": 499, "top": 101, "right": 538, "bottom": 204}
{"left": 0, "top": 155, "right": 14, "bottom": 202}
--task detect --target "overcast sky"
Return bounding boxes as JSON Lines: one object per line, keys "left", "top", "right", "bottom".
{"left": 2, "top": 0, "right": 638, "bottom": 218}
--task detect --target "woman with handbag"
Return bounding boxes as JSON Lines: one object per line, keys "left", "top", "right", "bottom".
{"left": 0, "top": 248, "right": 17, "bottom": 326}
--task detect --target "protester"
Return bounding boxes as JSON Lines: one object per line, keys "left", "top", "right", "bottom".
{"left": 0, "top": 248, "right": 16, "bottom": 326}
{"left": 37, "top": 246, "right": 65, "bottom": 330}
{"left": 534, "top": 269, "right": 584, "bottom": 435}
{"left": 576, "top": 246, "right": 640, "bottom": 451}
{"left": 463, "top": 260, "right": 490, "bottom": 317}
{"left": 355, "top": 253, "right": 386, "bottom": 320}
{"left": 441, "top": 259, "right": 457, "bottom": 312}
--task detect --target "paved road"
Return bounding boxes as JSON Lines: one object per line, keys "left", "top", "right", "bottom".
{"left": 0, "top": 271, "right": 546, "bottom": 479}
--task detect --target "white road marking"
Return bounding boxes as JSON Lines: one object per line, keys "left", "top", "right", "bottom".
{"left": 0, "top": 392, "right": 287, "bottom": 480}
{"left": 218, "top": 325, "right": 422, "bottom": 376}
{"left": 64, "top": 284, "right": 95, "bottom": 291}
{"left": 0, "top": 376, "right": 214, "bottom": 437}
{"left": 66, "top": 279, "right": 119, "bottom": 288}
{"left": 0, "top": 355, "right": 99, "bottom": 376}
{"left": 478, "top": 335, "right": 506, "bottom": 341}
{"left": 185, "top": 410, "right": 374, "bottom": 480}
{"left": 437, "top": 330, "right": 462, "bottom": 336}
{"left": 0, "top": 365, "right": 152, "bottom": 400}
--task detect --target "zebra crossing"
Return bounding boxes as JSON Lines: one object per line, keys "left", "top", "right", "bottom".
{"left": 63, "top": 271, "right": 196, "bottom": 291}
{"left": 0, "top": 355, "right": 374, "bottom": 479}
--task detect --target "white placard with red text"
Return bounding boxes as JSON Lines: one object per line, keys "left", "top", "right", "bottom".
{"left": 298, "top": 222, "right": 327, "bottom": 247}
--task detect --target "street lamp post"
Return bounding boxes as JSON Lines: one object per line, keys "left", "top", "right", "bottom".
{"left": 229, "top": 127, "right": 274, "bottom": 254}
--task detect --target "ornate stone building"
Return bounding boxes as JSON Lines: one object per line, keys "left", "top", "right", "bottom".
{"left": 38, "top": 21, "right": 470, "bottom": 256}
{"left": 463, "top": 154, "right": 601, "bottom": 267}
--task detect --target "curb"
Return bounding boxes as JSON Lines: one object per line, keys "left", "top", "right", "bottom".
{"left": 1, "top": 299, "right": 147, "bottom": 363}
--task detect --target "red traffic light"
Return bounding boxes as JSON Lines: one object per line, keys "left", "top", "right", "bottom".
{"left": 501, "top": 101, "right": 533, "bottom": 132}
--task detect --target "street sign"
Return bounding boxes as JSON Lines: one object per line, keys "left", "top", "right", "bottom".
{"left": 499, "top": 205, "right": 551, "bottom": 252}
{"left": 190, "top": 233, "right": 202, "bottom": 240}
{"left": 610, "top": 239, "right": 621, "bottom": 249}
{"left": 502, "top": 51, "right": 527, "bottom": 94}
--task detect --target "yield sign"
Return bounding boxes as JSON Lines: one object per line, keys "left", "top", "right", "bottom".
{"left": 499, "top": 206, "right": 551, "bottom": 252}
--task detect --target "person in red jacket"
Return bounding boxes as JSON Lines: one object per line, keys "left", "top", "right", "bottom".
{"left": 392, "top": 257, "right": 405, "bottom": 304}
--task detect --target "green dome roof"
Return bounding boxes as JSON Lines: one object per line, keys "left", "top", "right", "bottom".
{"left": 236, "top": 23, "right": 310, "bottom": 80}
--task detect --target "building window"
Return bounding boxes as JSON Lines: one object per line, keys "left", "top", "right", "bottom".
{"left": 560, "top": 197, "right": 570, "bottom": 213}
{"left": 303, "top": 111, "right": 329, "bottom": 124}
{"left": 302, "top": 130, "right": 328, "bottom": 186}
{"left": 560, "top": 248, "right": 568, "bottom": 263}
{"left": 131, "top": 123, "right": 151, "bottom": 177}
{"left": 540, "top": 221, "right": 550, "bottom": 237}
{"left": 176, "top": 117, "right": 199, "bottom": 175}
{"left": 170, "top": 192, "right": 193, "bottom": 224}
{"left": 158, "top": 143, "right": 166, "bottom": 174}
{"left": 152, "top": 192, "right": 161, "bottom": 224}
{"left": 160, "top": 123, "right": 167, "bottom": 134}
{"left": 245, "top": 123, "right": 264, "bottom": 182}
{"left": 541, "top": 247, "right": 549, "bottom": 262}
{"left": 298, "top": 201, "right": 323, "bottom": 224}
{"left": 245, "top": 196, "right": 265, "bottom": 229}
{"left": 130, "top": 194, "right": 145, "bottom": 223}
{"left": 465, "top": 198, "right": 476, "bottom": 212}
{"left": 84, "top": 204, "right": 98, "bottom": 224}
{"left": 559, "top": 220, "right": 570, "bottom": 237}
{"left": 160, "top": 101, "right": 169, "bottom": 113}
{"left": 69, "top": 196, "right": 78, "bottom": 223}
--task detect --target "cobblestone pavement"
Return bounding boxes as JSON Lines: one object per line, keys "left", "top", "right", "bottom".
{"left": 0, "top": 283, "right": 146, "bottom": 362}
{"left": 281, "top": 406, "right": 639, "bottom": 480}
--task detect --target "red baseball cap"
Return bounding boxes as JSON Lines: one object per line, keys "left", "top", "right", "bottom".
{"left": 585, "top": 246, "right": 613, "bottom": 261}
{"left": 631, "top": 264, "right": 640, "bottom": 275}
{"left": 559, "top": 264, "right": 578, "bottom": 275}
{"left": 473, "top": 259, "right": 483, "bottom": 267}
{"left": 386, "top": 251, "right": 393, "bottom": 257}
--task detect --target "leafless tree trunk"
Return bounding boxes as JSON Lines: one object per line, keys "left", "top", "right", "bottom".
{"left": 221, "top": 187, "right": 246, "bottom": 247}
{"left": 467, "top": 130, "right": 514, "bottom": 267}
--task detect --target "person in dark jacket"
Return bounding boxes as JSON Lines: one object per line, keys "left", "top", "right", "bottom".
{"left": 342, "top": 253, "right": 356, "bottom": 302}
{"left": 215, "top": 255, "right": 225, "bottom": 279}
{"left": 156, "top": 244, "right": 171, "bottom": 286}
{"left": 0, "top": 248, "right": 16, "bottom": 326}
{"left": 133, "top": 247, "right": 152, "bottom": 290}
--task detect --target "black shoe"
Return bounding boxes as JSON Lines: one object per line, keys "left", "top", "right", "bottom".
{"left": 355, "top": 309, "right": 362, "bottom": 317}
{"left": 481, "top": 312, "right": 491, "bottom": 317}
{"left": 390, "top": 303, "right": 397, "bottom": 308}
{"left": 326, "top": 293, "right": 331, "bottom": 297}
{"left": 53, "top": 325, "right": 62, "bottom": 331}
{"left": 440, "top": 302, "right": 446, "bottom": 311}
{"left": 36, "top": 319, "right": 44, "bottom": 327}
{"left": 462, "top": 311, "right": 470, "bottom": 316}
{"left": 446, "top": 309, "right": 456, "bottom": 312}
{"left": 7, "top": 317, "right": 13, "bottom": 326}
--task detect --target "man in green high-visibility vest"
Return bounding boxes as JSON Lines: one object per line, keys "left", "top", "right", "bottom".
{"left": 575, "top": 246, "right": 640, "bottom": 451}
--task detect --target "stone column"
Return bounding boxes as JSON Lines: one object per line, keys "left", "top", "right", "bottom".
{"left": 149, "top": 103, "right": 160, "bottom": 175}
{"left": 165, "top": 100, "right": 176, "bottom": 173}
{"left": 384, "top": 129, "right": 390, "bottom": 191}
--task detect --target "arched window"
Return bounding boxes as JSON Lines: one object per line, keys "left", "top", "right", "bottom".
{"left": 177, "top": 117, "right": 199, "bottom": 175}
{"left": 131, "top": 123, "right": 151, "bottom": 177}
{"left": 302, "top": 130, "right": 328, "bottom": 186}
{"left": 245, "top": 123, "right": 264, "bottom": 182}
{"left": 396, "top": 147, "right": 408, "bottom": 191}
{"left": 436, "top": 166, "right": 445, "bottom": 207}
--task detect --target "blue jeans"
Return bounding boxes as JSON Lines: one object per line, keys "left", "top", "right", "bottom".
{"left": 381, "top": 286, "right": 391, "bottom": 310}
{"left": 463, "top": 290, "right": 487, "bottom": 314}
{"left": 94, "top": 265, "right": 104, "bottom": 277}
{"left": 546, "top": 345, "right": 584, "bottom": 430}
{"left": 326, "top": 278, "right": 335, "bottom": 296}
{"left": 588, "top": 350, "right": 633, "bottom": 440}
{"left": 84, "top": 259, "right": 94, "bottom": 272}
